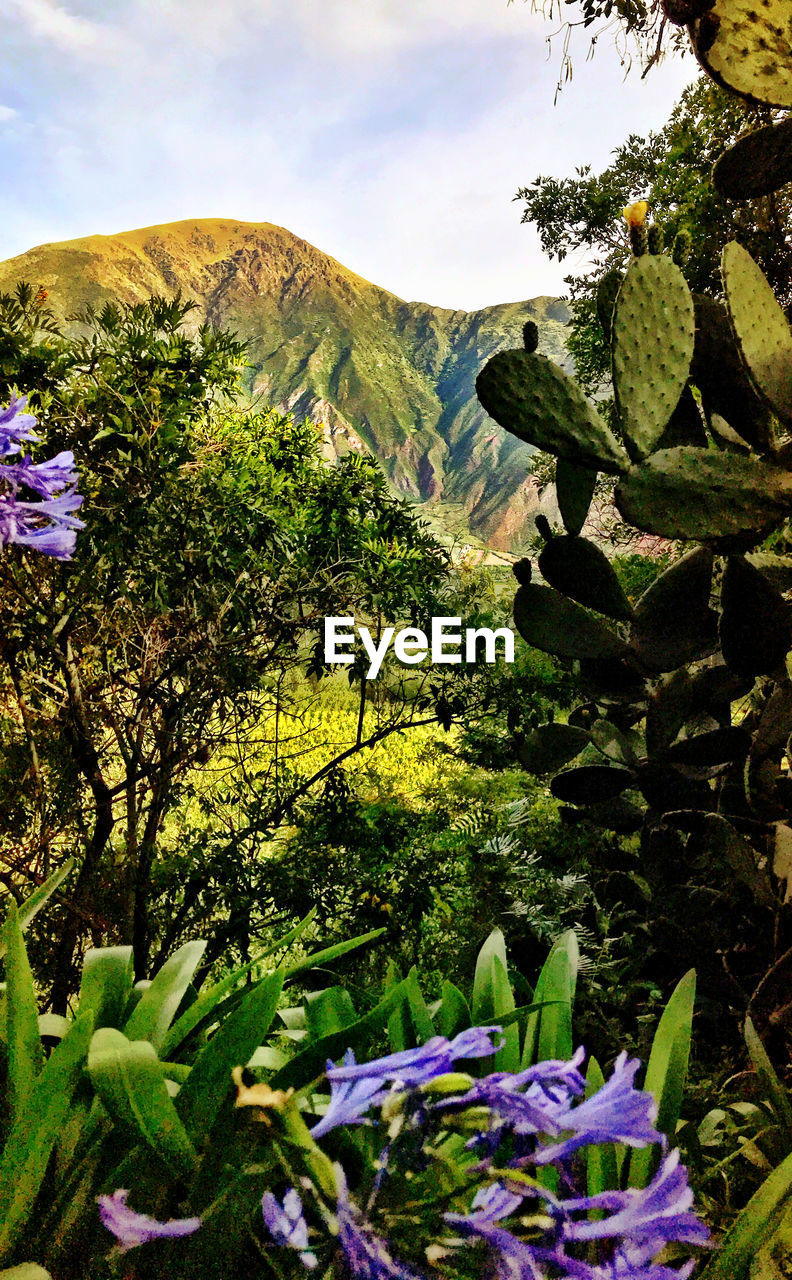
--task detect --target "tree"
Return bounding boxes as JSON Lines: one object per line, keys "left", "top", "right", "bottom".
{"left": 0, "top": 291, "right": 488, "bottom": 1001}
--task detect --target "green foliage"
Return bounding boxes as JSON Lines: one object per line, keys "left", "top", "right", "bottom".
{"left": 477, "top": 13, "right": 792, "bottom": 1076}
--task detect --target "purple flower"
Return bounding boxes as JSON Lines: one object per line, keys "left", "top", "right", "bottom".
{"left": 326, "top": 1027, "right": 503, "bottom": 1090}
{"left": 97, "top": 1189, "right": 201, "bottom": 1253}
{"left": 0, "top": 485, "right": 85, "bottom": 560}
{"left": 311, "top": 1049, "right": 390, "bottom": 1139}
{"left": 0, "top": 395, "right": 39, "bottom": 457}
{"left": 560, "top": 1151, "right": 709, "bottom": 1250}
{"left": 444, "top": 1184, "right": 545, "bottom": 1280}
{"left": 261, "top": 1188, "right": 318, "bottom": 1270}
{"left": 532, "top": 1053, "right": 659, "bottom": 1164}
{"left": 1, "top": 450, "right": 79, "bottom": 496}
{"left": 335, "top": 1166, "right": 427, "bottom": 1279}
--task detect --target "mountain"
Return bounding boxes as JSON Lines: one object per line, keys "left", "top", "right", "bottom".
{"left": 0, "top": 219, "right": 570, "bottom": 553}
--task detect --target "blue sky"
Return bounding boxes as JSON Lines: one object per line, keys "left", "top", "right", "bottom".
{"left": 0, "top": 0, "right": 695, "bottom": 310}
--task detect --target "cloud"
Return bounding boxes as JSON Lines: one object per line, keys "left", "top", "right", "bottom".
{"left": 3, "top": 0, "right": 122, "bottom": 58}
{"left": 0, "top": 0, "right": 695, "bottom": 309}
{"left": 0, "top": 106, "right": 18, "bottom": 123}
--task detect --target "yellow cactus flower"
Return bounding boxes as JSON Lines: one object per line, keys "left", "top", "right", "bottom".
{"left": 622, "top": 200, "right": 649, "bottom": 228}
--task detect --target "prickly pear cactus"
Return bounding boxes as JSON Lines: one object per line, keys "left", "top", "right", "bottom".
{"left": 475, "top": 0, "right": 792, "bottom": 1010}
{"left": 689, "top": 0, "right": 792, "bottom": 108}
{"left": 612, "top": 255, "right": 695, "bottom": 460}
{"left": 722, "top": 241, "right": 792, "bottom": 425}
{"left": 475, "top": 348, "right": 629, "bottom": 473}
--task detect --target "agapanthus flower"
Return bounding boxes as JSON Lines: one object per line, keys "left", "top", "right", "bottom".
{"left": 335, "top": 1166, "right": 427, "bottom": 1280}
{"left": 445, "top": 1183, "right": 547, "bottom": 1280}
{"left": 97, "top": 1189, "right": 201, "bottom": 1252}
{"left": 311, "top": 1048, "right": 391, "bottom": 1138}
{"left": 0, "top": 396, "right": 85, "bottom": 559}
{"left": 261, "top": 1188, "right": 318, "bottom": 1270}
{"left": 326, "top": 1027, "right": 503, "bottom": 1090}
{"left": 0, "top": 395, "right": 39, "bottom": 457}
{"left": 0, "top": 486, "right": 85, "bottom": 560}
{"left": 559, "top": 1151, "right": 709, "bottom": 1250}
{"left": 0, "top": 450, "right": 79, "bottom": 497}
{"left": 532, "top": 1052, "right": 658, "bottom": 1164}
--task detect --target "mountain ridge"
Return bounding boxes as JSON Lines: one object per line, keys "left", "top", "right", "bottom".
{"left": 0, "top": 218, "right": 570, "bottom": 552}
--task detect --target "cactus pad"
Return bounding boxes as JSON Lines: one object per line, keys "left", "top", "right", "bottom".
{"left": 555, "top": 459, "right": 598, "bottom": 536}
{"left": 615, "top": 447, "right": 792, "bottom": 540}
{"left": 596, "top": 268, "right": 623, "bottom": 342}
{"left": 691, "top": 291, "right": 774, "bottom": 452}
{"left": 513, "top": 583, "right": 629, "bottom": 660}
{"left": 722, "top": 241, "right": 792, "bottom": 424}
{"left": 720, "top": 555, "right": 792, "bottom": 676}
{"left": 713, "top": 118, "right": 792, "bottom": 200}
{"left": 690, "top": 0, "right": 792, "bottom": 108}
{"left": 630, "top": 547, "right": 717, "bottom": 672}
{"left": 538, "top": 536, "right": 634, "bottom": 622}
{"left": 612, "top": 255, "right": 695, "bottom": 460}
{"left": 476, "top": 349, "right": 629, "bottom": 474}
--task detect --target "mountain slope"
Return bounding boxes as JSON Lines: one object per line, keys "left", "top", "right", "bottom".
{"left": 0, "top": 219, "right": 570, "bottom": 551}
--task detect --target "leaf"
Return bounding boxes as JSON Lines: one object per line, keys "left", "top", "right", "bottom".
{"left": 471, "top": 930, "right": 519, "bottom": 1073}
{"left": 437, "top": 982, "right": 472, "bottom": 1040}
{"left": 160, "top": 911, "right": 322, "bottom": 1057}
{"left": 720, "top": 556, "right": 791, "bottom": 678}
{"left": 123, "top": 940, "right": 206, "bottom": 1051}
{"left": 585, "top": 1057, "right": 618, "bottom": 1199}
{"left": 773, "top": 825, "right": 792, "bottom": 905}
{"left": 0, "top": 1267, "right": 52, "bottom": 1279}
{"left": 612, "top": 255, "right": 695, "bottom": 459}
{"left": 87, "top": 1027, "right": 197, "bottom": 1176}
{"left": 304, "top": 987, "right": 357, "bottom": 1041}
{"left": 0, "top": 1012, "right": 94, "bottom": 1259}
{"left": 745, "top": 1017, "right": 792, "bottom": 1149}
{"left": 270, "top": 978, "right": 413, "bottom": 1093}
{"left": 2, "top": 902, "right": 44, "bottom": 1128}
{"left": 665, "top": 727, "right": 750, "bottom": 769}
{"left": 176, "top": 968, "right": 284, "bottom": 1139}
{"left": 476, "top": 349, "right": 628, "bottom": 474}
{"left": 513, "top": 583, "right": 628, "bottom": 661}
{"left": 690, "top": 0, "right": 792, "bottom": 108}
{"left": 77, "top": 946, "right": 134, "bottom": 1029}
{"left": 723, "top": 241, "right": 792, "bottom": 424}
{"left": 522, "top": 931, "right": 578, "bottom": 1067}
{"left": 698, "top": 1149, "right": 792, "bottom": 1280}
{"left": 538, "top": 537, "right": 633, "bottom": 621}
{"left": 518, "top": 722, "right": 590, "bottom": 775}
{"left": 0, "top": 861, "right": 75, "bottom": 962}
{"left": 628, "top": 970, "right": 695, "bottom": 1189}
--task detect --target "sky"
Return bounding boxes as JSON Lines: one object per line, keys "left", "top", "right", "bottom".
{"left": 0, "top": 0, "right": 696, "bottom": 311}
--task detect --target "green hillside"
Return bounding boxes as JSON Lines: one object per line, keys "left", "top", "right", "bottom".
{"left": 0, "top": 218, "right": 570, "bottom": 550}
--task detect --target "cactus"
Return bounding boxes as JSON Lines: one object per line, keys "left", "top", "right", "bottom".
{"left": 512, "top": 582, "right": 628, "bottom": 659}
{"left": 647, "top": 223, "right": 664, "bottom": 255}
{"left": 722, "top": 241, "right": 792, "bottom": 425}
{"left": 475, "top": 349, "right": 629, "bottom": 473}
{"left": 596, "top": 268, "right": 623, "bottom": 342}
{"left": 611, "top": 255, "right": 695, "bottom": 460}
{"left": 537, "top": 534, "right": 634, "bottom": 621}
{"left": 555, "top": 458, "right": 598, "bottom": 536}
{"left": 713, "top": 118, "right": 792, "bottom": 200}
{"left": 615, "top": 448, "right": 792, "bottom": 541}
{"left": 475, "top": 0, "right": 792, "bottom": 1010}
{"left": 689, "top": 0, "right": 792, "bottom": 108}
{"left": 690, "top": 292, "right": 774, "bottom": 452}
